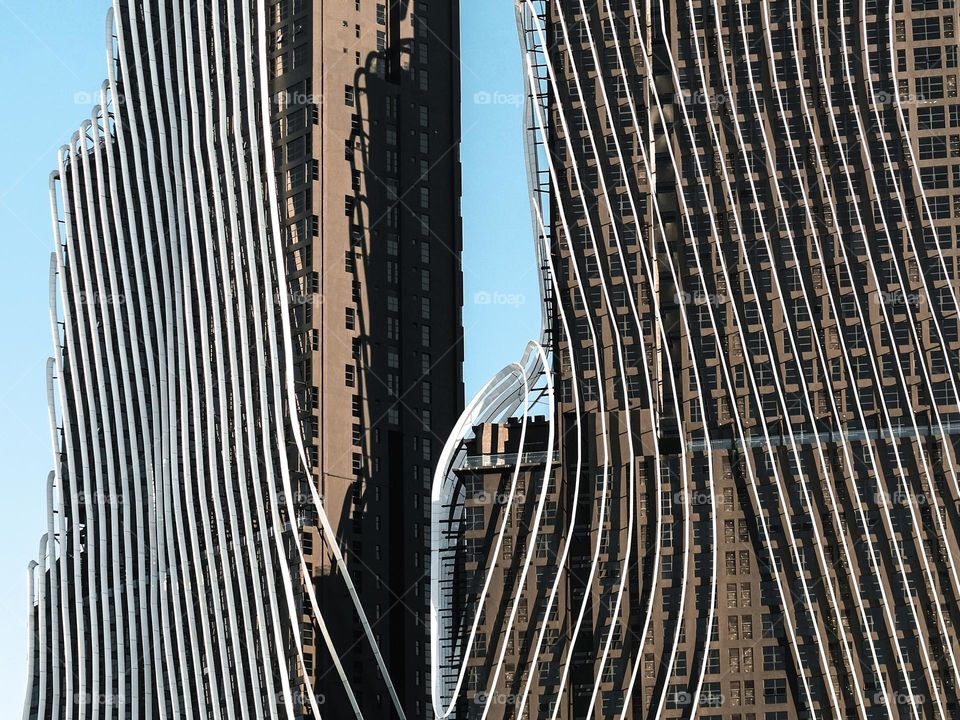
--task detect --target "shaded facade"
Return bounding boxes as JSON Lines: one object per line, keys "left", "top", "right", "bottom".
{"left": 447, "top": 419, "right": 562, "bottom": 719}
{"left": 23, "top": 1, "right": 461, "bottom": 719}
{"left": 433, "top": 0, "right": 960, "bottom": 718}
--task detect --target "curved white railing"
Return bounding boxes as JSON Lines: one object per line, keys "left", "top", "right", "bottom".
{"left": 26, "top": 2, "right": 960, "bottom": 719}
{"left": 25, "top": 1, "right": 413, "bottom": 718}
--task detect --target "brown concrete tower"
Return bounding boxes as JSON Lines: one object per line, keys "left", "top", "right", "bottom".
{"left": 269, "top": 1, "right": 463, "bottom": 717}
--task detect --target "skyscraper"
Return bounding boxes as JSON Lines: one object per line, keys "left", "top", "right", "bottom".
{"left": 23, "top": 1, "right": 461, "bottom": 719}
{"left": 433, "top": 0, "right": 960, "bottom": 718}
{"left": 271, "top": 1, "right": 463, "bottom": 717}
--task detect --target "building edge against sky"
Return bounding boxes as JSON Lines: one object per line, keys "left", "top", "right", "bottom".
{"left": 25, "top": 0, "right": 960, "bottom": 719}
{"left": 23, "top": 0, "right": 461, "bottom": 718}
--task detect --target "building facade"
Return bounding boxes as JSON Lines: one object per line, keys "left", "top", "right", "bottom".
{"left": 269, "top": 0, "right": 463, "bottom": 717}
{"left": 433, "top": 0, "right": 960, "bottom": 719}
{"left": 23, "top": 1, "right": 461, "bottom": 719}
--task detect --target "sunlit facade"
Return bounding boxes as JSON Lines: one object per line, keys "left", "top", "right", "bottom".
{"left": 23, "top": 1, "right": 461, "bottom": 718}
{"left": 433, "top": 0, "right": 960, "bottom": 718}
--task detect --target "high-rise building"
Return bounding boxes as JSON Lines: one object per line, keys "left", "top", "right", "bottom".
{"left": 433, "top": 0, "right": 960, "bottom": 718}
{"left": 23, "top": 1, "right": 461, "bottom": 719}
{"left": 270, "top": 1, "right": 463, "bottom": 717}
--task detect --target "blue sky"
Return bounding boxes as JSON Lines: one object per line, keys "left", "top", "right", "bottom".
{"left": 0, "top": 1, "right": 537, "bottom": 713}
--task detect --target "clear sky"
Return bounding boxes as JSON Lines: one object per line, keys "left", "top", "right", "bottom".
{"left": 0, "top": 1, "right": 538, "bottom": 714}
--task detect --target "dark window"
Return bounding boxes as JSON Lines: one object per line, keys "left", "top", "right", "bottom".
{"left": 916, "top": 46, "right": 943, "bottom": 69}
{"left": 918, "top": 106, "right": 946, "bottom": 128}
{"left": 918, "top": 75, "right": 945, "bottom": 99}
{"left": 763, "top": 678, "right": 788, "bottom": 704}
{"left": 914, "top": 17, "right": 941, "bottom": 40}
{"left": 921, "top": 165, "right": 950, "bottom": 188}
{"left": 920, "top": 135, "right": 948, "bottom": 159}
{"left": 763, "top": 645, "right": 786, "bottom": 671}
